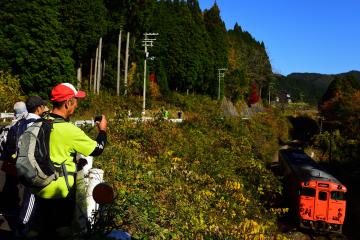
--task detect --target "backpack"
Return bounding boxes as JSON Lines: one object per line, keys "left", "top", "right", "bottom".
{"left": 2, "top": 118, "right": 36, "bottom": 162}
{"left": 0, "top": 118, "right": 35, "bottom": 175}
{"left": 16, "top": 118, "right": 65, "bottom": 188}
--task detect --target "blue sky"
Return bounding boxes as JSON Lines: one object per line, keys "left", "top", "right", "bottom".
{"left": 198, "top": 0, "right": 360, "bottom": 76}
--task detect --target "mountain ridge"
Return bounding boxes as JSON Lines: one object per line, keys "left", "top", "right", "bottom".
{"left": 275, "top": 70, "right": 360, "bottom": 105}
{"left": 286, "top": 70, "right": 360, "bottom": 78}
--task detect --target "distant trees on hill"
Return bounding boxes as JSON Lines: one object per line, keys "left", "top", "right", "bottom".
{"left": 274, "top": 71, "right": 360, "bottom": 105}
{"left": 319, "top": 73, "right": 360, "bottom": 135}
{"left": 312, "top": 72, "right": 360, "bottom": 165}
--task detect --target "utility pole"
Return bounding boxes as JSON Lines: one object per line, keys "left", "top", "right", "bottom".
{"left": 142, "top": 32, "right": 158, "bottom": 115}
{"left": 218, "top": 68, "right": 227, "bottom": 100}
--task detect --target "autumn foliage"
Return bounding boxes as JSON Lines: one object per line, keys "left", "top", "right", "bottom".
{"left": 319, "top": 74, "right": 360, "bottom": 134}
{"left": 314, "top": 73, "right": 360, "bottom": 163}
{"left": 248, "top": 82, "right": 261, "bottom": 105}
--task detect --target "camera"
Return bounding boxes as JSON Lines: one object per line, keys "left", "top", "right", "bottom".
{"left": 94, "top": 115, "right": 102, "bottom": 122}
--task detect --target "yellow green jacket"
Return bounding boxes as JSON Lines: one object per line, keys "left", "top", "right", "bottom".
{"left": 35, "top": 116, "right": 97, "bottom": 199}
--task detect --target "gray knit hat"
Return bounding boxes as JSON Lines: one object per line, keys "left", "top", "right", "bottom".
{"left": 13, "top": 101, "right": 28, "bottom": 118}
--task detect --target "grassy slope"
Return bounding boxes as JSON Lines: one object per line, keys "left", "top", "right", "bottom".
{"left": 77, "top": 93, "right": 289, "bottom": 239}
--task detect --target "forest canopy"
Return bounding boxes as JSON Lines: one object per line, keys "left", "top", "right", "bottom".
{"left": 0, "top": 0, "right": 271, "bottom": 101}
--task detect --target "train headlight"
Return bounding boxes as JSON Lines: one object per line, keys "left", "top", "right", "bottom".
{"left": 337, "top": 184, "right": 342, "bottom": 190}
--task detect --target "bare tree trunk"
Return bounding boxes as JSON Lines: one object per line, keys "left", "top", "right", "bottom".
{"left": 89, "top": 58, "right": 93, "bottom": 91}
{"left": 117, "top": 30, "right": 122, "bottom": 96}
{"left": 94, "top": 48, "right": 98, "bottom": 94}
{"left": 97, "top": 38, "right": 102, "bottom": 94}
{"left": 97, "top": 61, "right": 102, "bottom": 95}
{"left": 77, "top": 65, "right": 82, "bottom": 89}
{"left": 124, "top": 32, "right": 130, "bottom": 96}
{"left": 103, "top": 60, "right": 105, "bottom": 78}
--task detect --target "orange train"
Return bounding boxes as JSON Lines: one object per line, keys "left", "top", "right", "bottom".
{"left": 279, "top": 147, "right": 346, "bottom": 232}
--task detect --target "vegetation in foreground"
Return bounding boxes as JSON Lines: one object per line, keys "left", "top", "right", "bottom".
{"left": 1, "top": 74, "right": 291, "bottom": 238}
{"left": 71, "top": 92, "right": 288, "bottom": 239}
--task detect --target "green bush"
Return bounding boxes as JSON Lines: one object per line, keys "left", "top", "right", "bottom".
{"left": 0, "top": 71, "right": 24, "bottom": 112}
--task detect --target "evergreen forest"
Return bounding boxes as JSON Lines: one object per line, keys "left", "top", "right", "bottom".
{"left": 0, "top": 0, "right": 271, "bottom": 101}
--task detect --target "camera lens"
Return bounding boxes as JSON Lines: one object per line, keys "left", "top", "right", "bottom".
{"left": 95, "top": 115, "right": 102, "bottom": 122}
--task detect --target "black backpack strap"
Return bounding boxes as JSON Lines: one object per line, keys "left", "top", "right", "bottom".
{"left": 56, "top": 162, "right": 75, "bottom": 192}
{"left": 24, "top": 118, "right": 36, "bottom": 125}
{"left": 52, "top": 118, "right": 66, "bottom": 124}
{"left": 54, "top": 166, "right": 76, "bottom": 177}
{"left": 61, "top": 162, "right": 71, "bottom": 191}
{"left": 35, "top": 116, "right": 65, "bottom": 126}
{"left": 48, "top": 117, "right": 73, "bottom": 192}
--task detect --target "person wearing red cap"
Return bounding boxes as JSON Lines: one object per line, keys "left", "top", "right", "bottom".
{"left": 50, "top": 82, "right": 86, "bottom": 102}
{"left": 32, "top": 83, "right": 107, "bottom": 239}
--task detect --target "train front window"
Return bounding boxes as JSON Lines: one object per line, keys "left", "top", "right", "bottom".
{"left": 331, "top": 191, "right": 346, "bottom": 200}
{"left": 300, "top": 187, "right": 315, "bottom": 197}
{"left": 319, "top": 191, "right": 327, "bottom": 201}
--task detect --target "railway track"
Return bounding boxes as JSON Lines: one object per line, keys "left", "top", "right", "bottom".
{"left": 309, "top": 232, "right": 347, "bottom": 240}
{"left": 281, "top": 227, "right": 348, "bottom": 240}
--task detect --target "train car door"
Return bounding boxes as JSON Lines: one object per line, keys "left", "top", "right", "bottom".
{"left": 314, "top": 186, "right": 329, "bottom": 221}
{"left": 328, "top": 190, "right": 346, "bottom": 224}
{"left": 299, "top": 186, "right": 316, "bottom": 220}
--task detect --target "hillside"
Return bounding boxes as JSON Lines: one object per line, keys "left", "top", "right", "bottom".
{"left": 226, "top": 23, "right": 272, "bottom": 102}
{"left": 275, "top": 70, "right": 360, "bottom": 105}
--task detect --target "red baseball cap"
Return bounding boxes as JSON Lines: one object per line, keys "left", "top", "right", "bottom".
{"left": 51, "top": 83, "right": 86, "bottom": 102}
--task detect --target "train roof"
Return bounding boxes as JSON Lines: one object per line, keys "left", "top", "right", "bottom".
{"left": 279, "top": 148, "right": 342, "bottom": 185}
